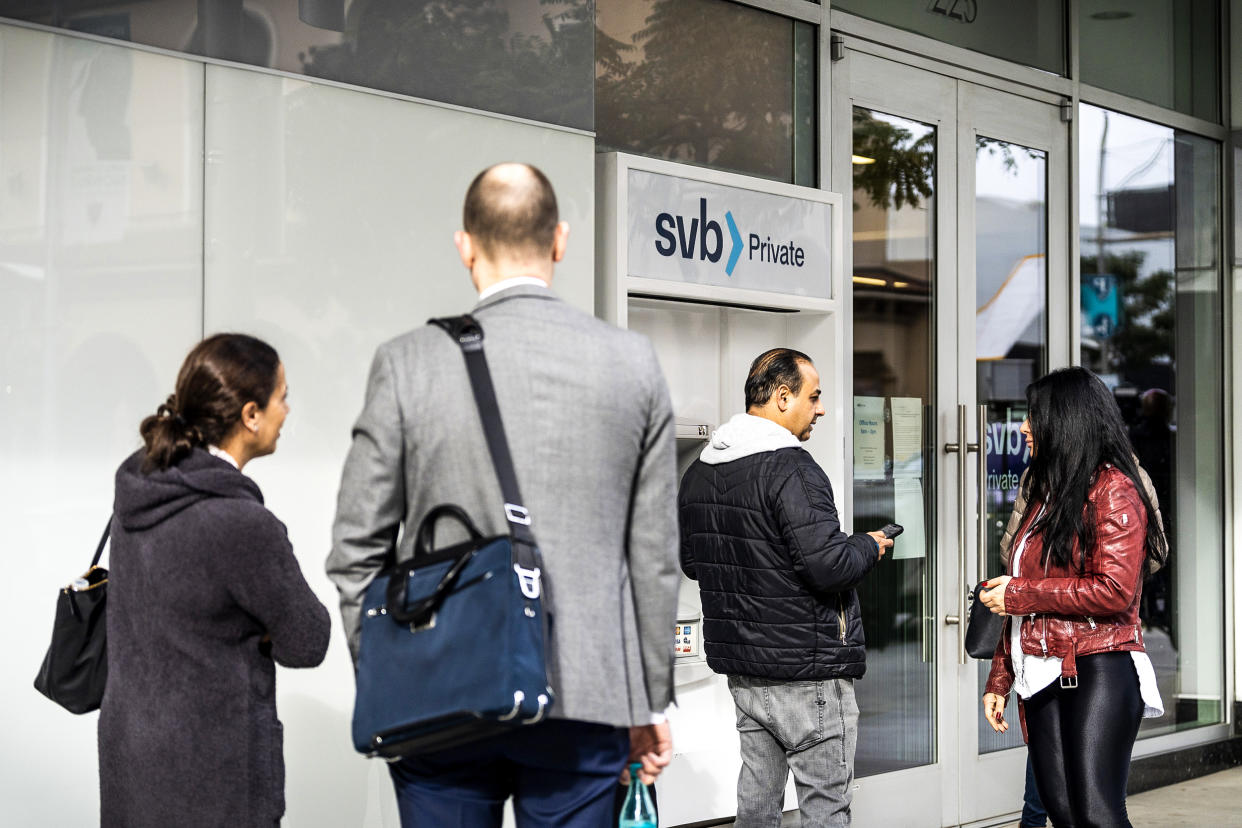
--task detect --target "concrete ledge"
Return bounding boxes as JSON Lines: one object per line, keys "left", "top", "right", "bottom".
{"left": 1128, "top": 732, "right": 1242, "bottom": 794}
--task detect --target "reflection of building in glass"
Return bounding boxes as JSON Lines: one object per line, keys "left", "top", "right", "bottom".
{"left": 851, "top": 110, "right": 933, "bottom": 403}
{"left": 1079, "top": 103, "right": 1223, "bottom": 737}
{"left": 849, "top": 107, "right": 937, "bottom": 777}
{"left": 0, "top": 0, "right": 595, "bottom": 129}
{"left": 595, "top": 0, "right": 815, "bottom": 185}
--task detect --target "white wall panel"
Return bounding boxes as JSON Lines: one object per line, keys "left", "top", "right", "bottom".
{"left": 0, "top": 23, "right": 204, "bottom": 824}
{"left": 201, "top": 65, "right": 594, "bottom": 827}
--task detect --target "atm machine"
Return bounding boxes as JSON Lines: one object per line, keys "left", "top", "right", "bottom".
{"left": 596, "top": 153, "right": 846, "bottom": 825}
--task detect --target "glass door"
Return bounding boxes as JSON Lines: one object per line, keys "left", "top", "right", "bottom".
{"left": 956, "top": 80, "right": 1070, "bottom": 825}
{"left": 833, "top": 48, "right": 1069, "bottom": 826}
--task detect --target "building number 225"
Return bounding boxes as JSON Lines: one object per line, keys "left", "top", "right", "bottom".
{"left": 927, "top": 0, "right": 979, "bottom": 24}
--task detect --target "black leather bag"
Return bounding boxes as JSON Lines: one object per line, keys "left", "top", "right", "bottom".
{"left": 965, "top": 581, "right": 1005, "bottom": 660}
{"left": 34, "top": 518, "right": 112, "bottom": 714}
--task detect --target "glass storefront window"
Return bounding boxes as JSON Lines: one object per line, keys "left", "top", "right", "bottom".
{"left": 850, "top": 108, "right": 937, "bottom": 775}
{"left": 0, "top": 0, "right": 594, "bottom": 130}
{"left": 1079, "top": 104, "right": 1224, "bottom": 736}
{"left": 1080, "top": 0, "right": 1220, "bottom": 122}
{"left": 833, "top": 0, "right": 1065, "bottom": 76}
{"left": 595, "top": 0, "right": 816, "bottom": 186}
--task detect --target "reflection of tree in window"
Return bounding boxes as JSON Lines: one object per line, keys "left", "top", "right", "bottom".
{"left": 595, "top": 0, "right": 807, "bottom": 182}
{"left": 975, "top": 136, "right": 1042, "bottom": 174}
{"left": 299, "top": 0, "right": 592, "bottom": 129}
{"left": 851, "top": 110, "right": 932, "bottom": 210}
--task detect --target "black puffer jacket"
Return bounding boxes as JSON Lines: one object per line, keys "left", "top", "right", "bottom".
{"left": 679, "top": 441, "right": 879, "bottom": 680}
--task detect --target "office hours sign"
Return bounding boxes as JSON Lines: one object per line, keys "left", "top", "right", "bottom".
{"left": 626, "top": 169, "right": 833, "bottom": 299}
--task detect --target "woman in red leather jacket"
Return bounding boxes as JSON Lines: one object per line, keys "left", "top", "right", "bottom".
{"left": 979, "top": 367, "right": 1166, "bottom": 828}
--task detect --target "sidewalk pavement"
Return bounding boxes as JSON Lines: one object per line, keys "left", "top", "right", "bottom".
{"left": 997, "top": 764, "right": 1242, "bottom": 828}
{"left": 755, "top": 764, "right": 1242, "bottom": 826}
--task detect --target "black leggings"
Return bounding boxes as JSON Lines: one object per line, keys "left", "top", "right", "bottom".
{"left": 1024, "top": 651, "right": 1144, "bottom": 828}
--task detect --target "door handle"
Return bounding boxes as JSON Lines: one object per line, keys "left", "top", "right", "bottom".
{"left": 944, "top": 404, "right": 979, "bottom": 664}
{"left": 976, "top": 404, "right": 990, "bottom": 590}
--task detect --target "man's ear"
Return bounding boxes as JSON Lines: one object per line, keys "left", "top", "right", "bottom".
{"left": 551, "top": 221, "right": 569, "bottom": 263}
{"left": 454, "top": 230, "right": 475, "bottom": 270}
{"left": 776, "top": 386, "right": 791, "bottom": 412}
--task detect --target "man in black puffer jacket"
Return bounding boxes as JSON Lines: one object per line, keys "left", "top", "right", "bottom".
{"left": 679, "top": 348, "right": 892, "bottom": 827}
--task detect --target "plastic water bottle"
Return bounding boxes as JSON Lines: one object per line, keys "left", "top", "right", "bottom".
{"left": 618, "top": 763, "right": 657, "bottom": 828}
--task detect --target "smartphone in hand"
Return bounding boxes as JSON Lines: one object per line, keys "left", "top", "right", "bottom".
{"left": 880, "top": 523, "right": 904, "bottom": 539}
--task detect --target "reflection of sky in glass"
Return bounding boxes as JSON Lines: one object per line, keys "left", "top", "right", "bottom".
{"left": 1078, "top": 104, "right": 1176, "bottom": 281}
{"left": 975, "top": 141, "right": 1044, "bottom": 200}
{"left": 974, "top": 137, "right": 1045, "bottom": 356}
{"left": 596, "top": 0, "right": 657, "bottom": 61}
{"left": 870, "top": 112, "right": 911, "bottom": 129}
{"left": 871, "top": 112, "right": 931, "bottom": 151}
{"left": 1078, "top": 104, "right": 1174, "bottom": 225}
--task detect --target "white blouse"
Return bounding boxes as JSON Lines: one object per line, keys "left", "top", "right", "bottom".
{"left": 1008, "top": 513, "right": 1163, "bottom": 718}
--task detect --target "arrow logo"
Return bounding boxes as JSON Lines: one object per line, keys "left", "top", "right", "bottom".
{"left": 724, "top": 211, "right": 742, "bottom": 276}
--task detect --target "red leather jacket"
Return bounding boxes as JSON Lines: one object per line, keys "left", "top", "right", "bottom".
{"left": 985, "top": 465, "right": 1148, "bottom": 698}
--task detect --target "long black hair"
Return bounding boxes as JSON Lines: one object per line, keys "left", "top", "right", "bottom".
{"left": 1021, "top": 366, "right": 1166, "bottom": 573}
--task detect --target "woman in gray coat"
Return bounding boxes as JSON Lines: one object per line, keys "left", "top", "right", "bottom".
{"left": 100, "top": 333, "right": 330, "bottom": 827}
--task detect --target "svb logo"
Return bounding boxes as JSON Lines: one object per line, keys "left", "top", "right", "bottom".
{"left": 654, "top": 198, "right": 805, "bottom": 276}
{"left": 654, "top": 199, "right": 743, "bottom": 275}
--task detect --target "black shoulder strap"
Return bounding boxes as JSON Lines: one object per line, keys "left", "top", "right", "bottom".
{"left": 90, "top": 516, "right": 112, "bottom": 568}
{"left": 429, "top": 315, "right": 537, "bottom": 554}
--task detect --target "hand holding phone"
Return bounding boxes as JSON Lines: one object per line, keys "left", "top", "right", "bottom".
{"left": 867, "top": 524, "right": 901, "bottom": 560}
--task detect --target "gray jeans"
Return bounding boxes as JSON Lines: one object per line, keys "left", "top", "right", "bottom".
{"left": 728, "top": 675, "right": 859, "bottom": 828}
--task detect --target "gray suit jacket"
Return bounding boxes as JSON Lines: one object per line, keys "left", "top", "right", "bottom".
{"left": 328, "top": 285, "right": 680, "bottom": 727}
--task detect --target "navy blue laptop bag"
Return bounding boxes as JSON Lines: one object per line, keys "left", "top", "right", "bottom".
{"left": 351, "top": 316, "right": 554, "bottom": 759}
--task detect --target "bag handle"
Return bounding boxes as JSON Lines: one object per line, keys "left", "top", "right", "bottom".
{"left": 90, "top": 517, "right": 112, "bottom": 569}
{"left": 387, "top": 505, "right": 484, "bottom": 624}
{"left": 414, "top": 503, "right": 483, "bottom": 557}
{"left": 429, "top": 315, "right": 538, "bottom": 571}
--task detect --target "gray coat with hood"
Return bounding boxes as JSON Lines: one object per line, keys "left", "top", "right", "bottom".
{"left": 101, "top": 449, "right": 329, "bottom": 828}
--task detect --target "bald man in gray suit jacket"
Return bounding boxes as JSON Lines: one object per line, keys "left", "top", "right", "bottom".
{"left": 328, "top": 163, "right": 679, "bottom": 827}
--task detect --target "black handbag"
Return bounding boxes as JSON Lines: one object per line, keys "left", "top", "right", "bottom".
{"left": 351, "top": 315, "right": 554, "bottom": 758}
{"left": 965, "top": 581, "right": 1005, "bottom": 660}
{"left": 34, "top": 518, "right": 112, "bottom": 714}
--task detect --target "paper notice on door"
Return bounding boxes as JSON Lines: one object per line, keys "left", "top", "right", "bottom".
{"left": 890, "top": 397, "right": 923, "bottom": 479}
{"left": 892, "top": 477, "right": 927, "bottom": 560}
{"left": 853, "top": 396, "right": 885, "bottom": 480}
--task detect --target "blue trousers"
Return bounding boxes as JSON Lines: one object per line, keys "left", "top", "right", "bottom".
{"left": 1022, "top": 753, "right": 1048, "bottom": 827}
{"left": 388, "top": 719, "right": 629, "bottom": 827}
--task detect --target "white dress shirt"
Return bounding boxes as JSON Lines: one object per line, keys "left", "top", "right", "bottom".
{"left": 476, "top": 276, "right": 549, "bottom": 303}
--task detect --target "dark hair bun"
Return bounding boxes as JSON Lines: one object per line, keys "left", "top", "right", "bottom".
{"left": 139, "top": 395, "right": 202, "bottom": 472}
